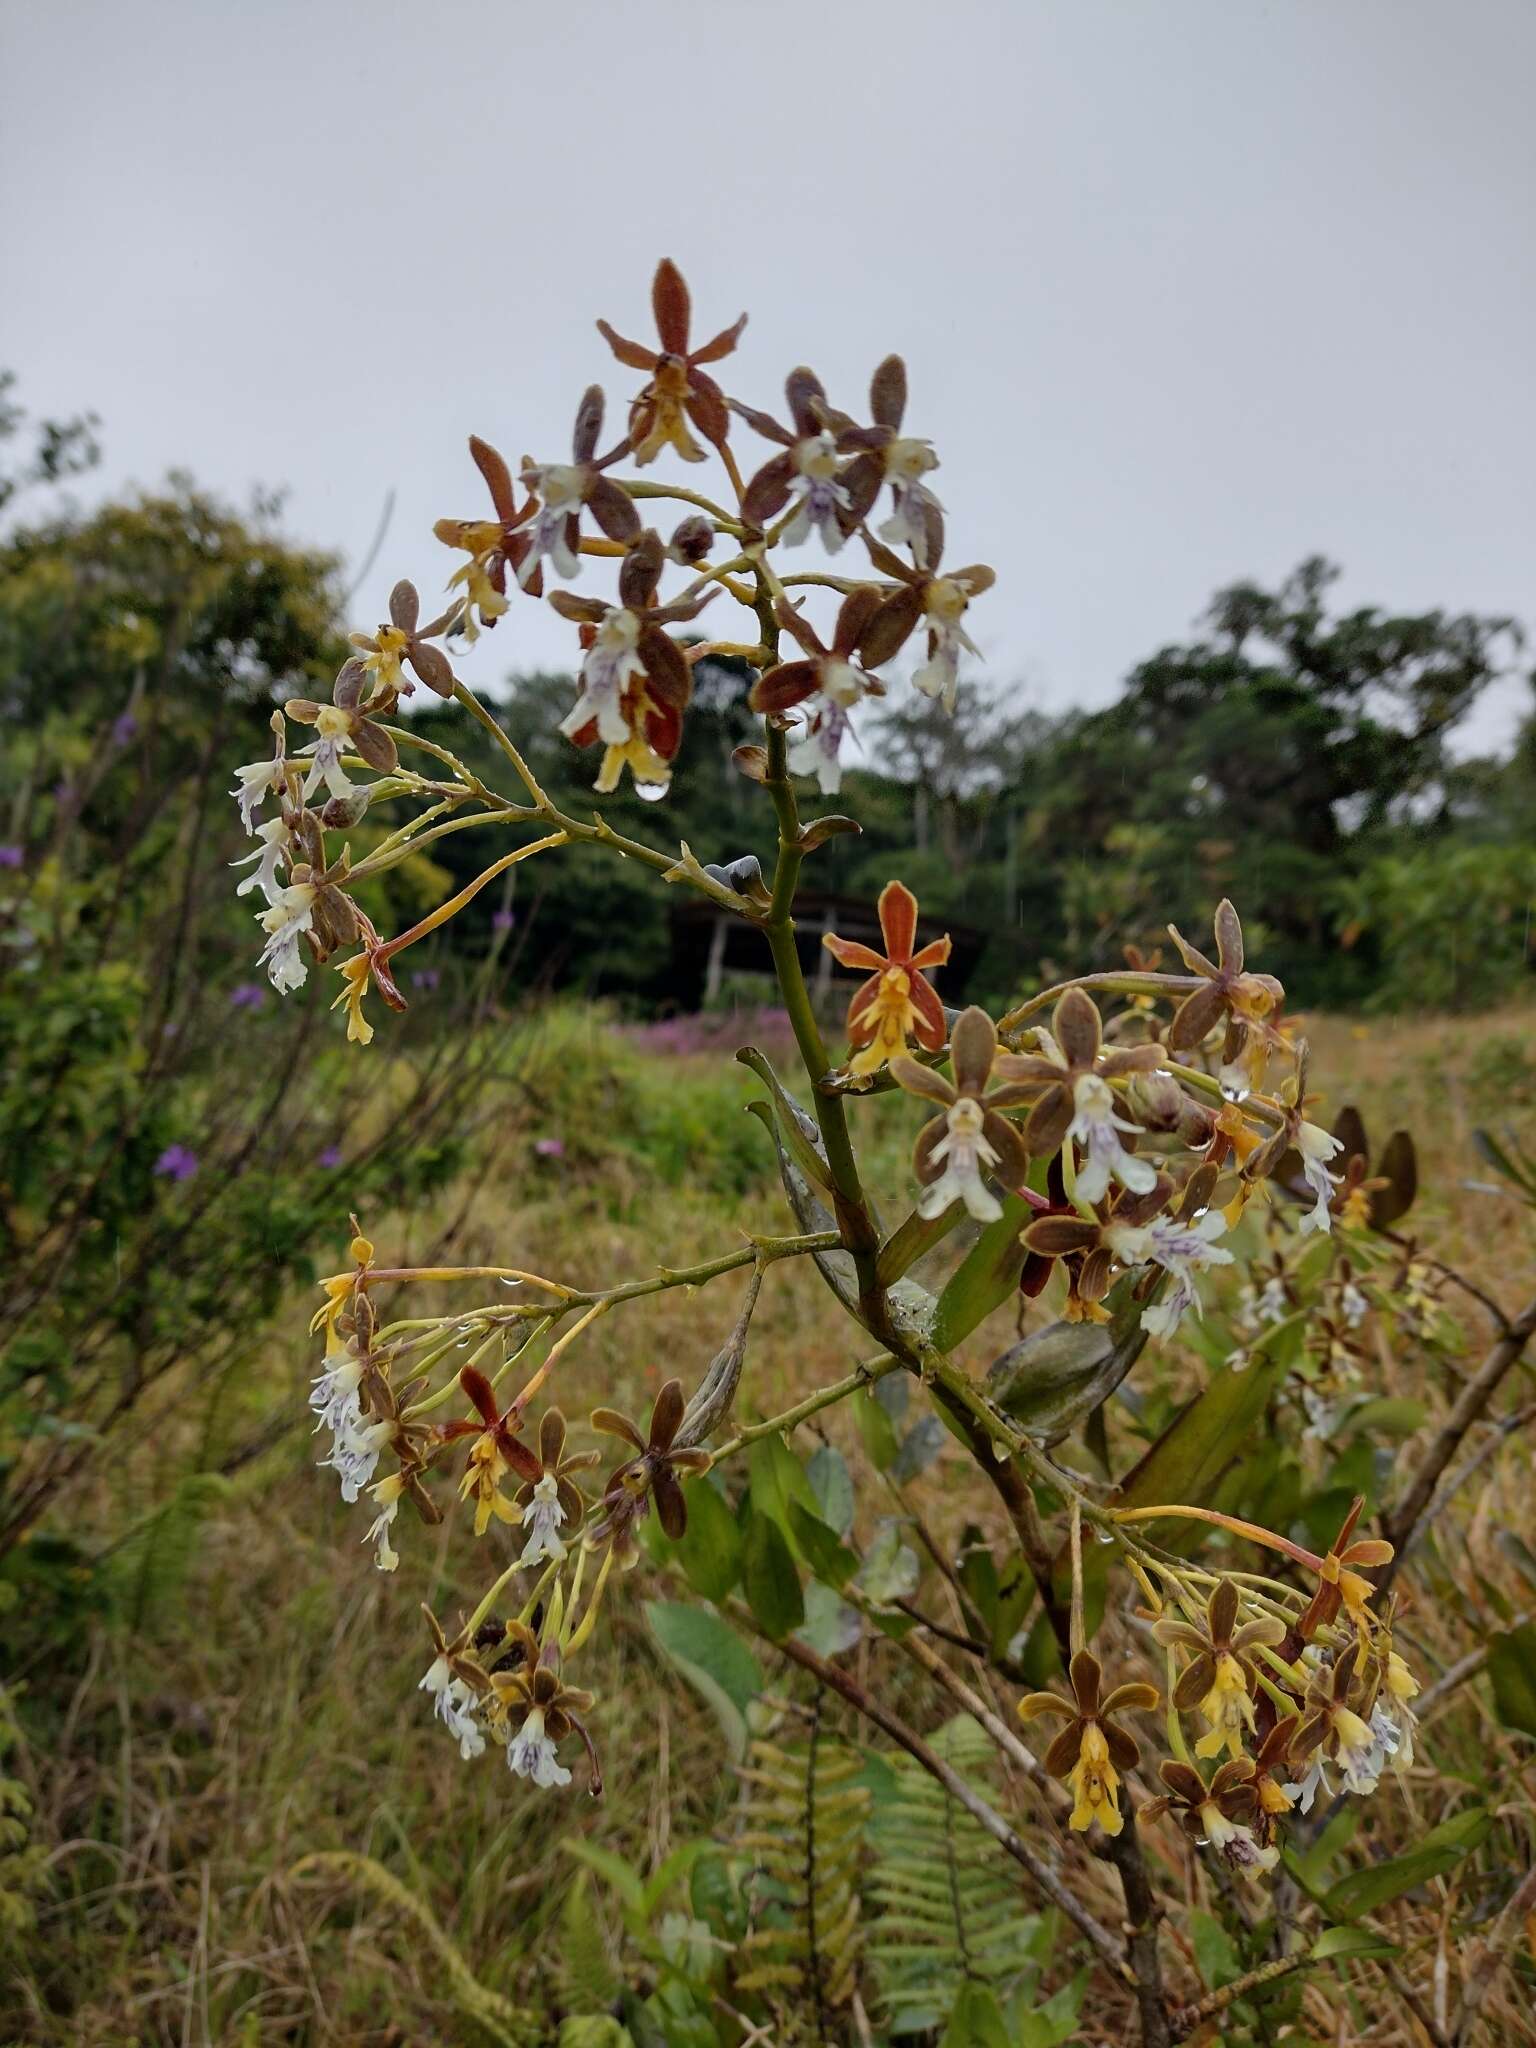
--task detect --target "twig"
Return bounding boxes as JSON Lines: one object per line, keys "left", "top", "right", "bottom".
{"left": 1415, "top": 1612, "right": 1528, "bottom": 1721}
{"left": 1167, "top": 1952, "right": 1311, "bottom": 2038}
{"left": 1452, "top": 1860, "right": 1536, "bottom": 2044}
{"left": 1381, "top": 1295, "right": 1536, "bottom": 1585}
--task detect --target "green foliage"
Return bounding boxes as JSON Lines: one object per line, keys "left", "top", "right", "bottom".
{"left": 0, "top": 1683, "right": 45, "bottom": 1948}
{"left": 733, "top": 1717, "right": 869, "bottom": 2037}
{"left": 1486, "top": 1624, "right": 1536, "bottom": 1739}
{"left": 866, "top": 1717, "right": 1043, "bottom": 2034}
{"left": 105, "top": 1471, "right": 236, "bottom": 1632}
{"left": 0, "top": 483, "right": 491, "bottom": 1630}
{"left": 1319, "top": 1807, "right": 1491, "bottom": 1920}
{"left": 291, "top": 1851, "right": 539, "bottom": 2045}
{"left": 1338, "top": 839, "right": 1536, "bottom": 1012}
{"left": 645, "top": 1601, "right": 763, "bottom": 1759}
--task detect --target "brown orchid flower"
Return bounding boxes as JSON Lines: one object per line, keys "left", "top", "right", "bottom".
{"left": 1285, "top": 1640, "right": 1385, "bottom": 1807}
{"left": 437, "top": 1365, "right": 542, "bottom": 1538}
{"left": 348, "top": 580, "right": 456, "bottom": 698}
{"left": 596, "top": 258, "right": 746, "bottom": 465}
{"left": 489, "top": 1640, "right": 602, "bottom": 1794}
{"left": 590, "top": 1378, "right": 710, "bottom": 1551}
{"left": 856, "top": 535, "right": 995, "bottom": 713}
{"left": 835, "top": 356, "right": 945, "bottom": 567}
{"left": 750, "top": 590, "right": 885, "bottom": 719}
{"left": 1019, "top": 1648, "right": 1158, "bottom": 1836}
{"left": 823, "top": 879, "right": 951, "bottom": 1079}
{"left": 283, "top": 652, "right": 400, "bottom": 800}
{"left": 512, "top": 1408, "right": 601, "bottom": 1530}
{"left": 1142, "top": 1747, "right": 1285, "bottom": 1876}
{"left": 1021, "top": 1175, "right": 1173, "bottom": 1321}
{"left": 434, "top": 436, "right": 545, "bottom": 633}
{"left": 512, "top": 385, "right": 642, "bottom": 590}
{"left": 1153, "top": 1577, "right": 1287, "bottom": 1760}
{"left": 1241, "top": 1041, "right": 1346, "bottom": 1230}
{"left": 1292, "top": 1496, "right": 1394, "bottom": 1638}
{"left": 262, "top": 816, "right": 363, "bottom": 968}
{"left": 994, "top": 987, "right": 1161, "bottom": 1190}
{"left": 890, "top": 1006, "right": 1033, "bottom": 1223}
{"left": 551, "top": 529, "right": 715, "bottom": 796}
{"left": 1165, "top": 899, "right": 1284, "bottom": 1050}
{"left": 734, "top": 367, "right": 857, "bottom": 547}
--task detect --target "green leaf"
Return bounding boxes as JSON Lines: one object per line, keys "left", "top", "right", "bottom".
{"left": 806, "top": 1443, "right": 854, "bottom": 1535}
{"left": 1113, "top": 1334, "right": 1292, "bottom": 1521}
{"left": 747, "top": 1436, "right": 817, "bottom": 1550}
{"left": 857, "top": 1518, "right": 920, "bottom": 1605}
{"left": 932, "top": 1191, "right": 1038, "bottom": 1350}
{"left": 674, "top": 1479, "right": 742, "bottom": 1602}
{"left": 1488, "top": 1623, "right": 1536, "bottom": 1738}
{"left": 1337, "top": 1396, "right": 1426, "bottom": 1440}
{"left": 645, "top": 1601, "right": 762, "bottom": 1757}
{"left": 563, "top": 1840, "right": 647, "bottom": 1913}
{"left": 855, "top": 1385, "right": 901, "bottom": 1472}
{"left": 1190, "top": 1908, "right": 1240, "bottom": 1987}
{"left": 940, "top": 1981, "right": 1012, "bottom": 2048}
{"left": 1310, "top": 1925, "right": 1399, "bottom": 1962}
{"left": 957, "top": 1527, "right": 999, "bottom": 1634}
{"left": 786, "top": 1499, "right": 858, "bottom": 1588}
{"left": 877, "top": 1201, "right": 966, "bottom": 1286}
{"left": 1323, "top": 1807, "right": 1491, "bottom": 1919}
{"left": 795, "top": 1580, "right": 860, "bottom": 1657}
{"left": 891, "top": 1412, "right": 949, "bottom": 1481}
{"left": 736, "top": 1047, "right": 835, "bottom": 1196}
{"left": 640, "top": 1840, "right": 713, "bottom": 1921}
{"left": 740, "top": 1514, "right": 804, "bottom": 1642}
{"left": 1472, "top": 1125, "right": 1536, "bottom": 1199}
{"left": 1014, "top": 1969, "right": 1089, "bottom": 2048}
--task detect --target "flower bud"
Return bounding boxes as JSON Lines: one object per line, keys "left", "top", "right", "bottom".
{"left": 321, "top": 789, "right": 372, "bottom": 829}
{"left": 1125, "top": 1070, "right": 1187, "bottom": 1132}
{"left": 667, "top": 514, "right": 714, "bottom": 566}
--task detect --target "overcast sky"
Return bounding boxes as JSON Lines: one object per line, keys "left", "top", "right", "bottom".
{"left": 4, "top": 0, "right": 1533, "bottom": 750}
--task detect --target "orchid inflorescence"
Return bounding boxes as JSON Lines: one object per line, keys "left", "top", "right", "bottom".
{"left": 236, "top": 261, "right": 1419, "bottom": 1907}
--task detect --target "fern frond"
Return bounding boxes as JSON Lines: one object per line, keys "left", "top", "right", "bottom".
{"left": 865, "top": 1715, "right": 1038, "bottom": 2032}
{"left": 108, "top": 1471, "right": 234, "bottom": 1631}
{"left": 559, "top": 1869, "right": 621, "bottom": 2014}
{"left": 291, "top": 1849, "right": 535, "bottom": 2046}
{"left": 0, "top": 1684, "right": 45, "bottom": 1947}
{"left": 729, "top": 1699, "right": 870, "bottom": 2043}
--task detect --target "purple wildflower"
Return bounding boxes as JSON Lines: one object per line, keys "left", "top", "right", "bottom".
{"left": 534, "top": 1137, "right": 566, "bottom": 1159}
{"left": 411, "top": 968, "right": 441, "bottom": 991}
{"left": 112, "top": 712, "right": 140, "bottom": 745}
{"left": 492, "top": 909, "right": 516, "bottom": 933}
{"left": 0, "top": 845, "right": 22, "bottom": 870}
{"left": 229, "top": 981, "right": 266, "bottom": 1010}
{"left": 317, "top": 1145, "right": 344, "bottom": 1169}
{"left": 154, "top": 1144, "right": 200, "bottom": 1182}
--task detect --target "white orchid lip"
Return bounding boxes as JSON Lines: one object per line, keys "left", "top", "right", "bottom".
{"left": 519, "top": 1471, "right": 569, "bottom": 1568}
{"left": 559, "top": 607, "right": 645, "bottom": 747}
{"left": 920, "top": 1096, "right": 1004, "bottom": 1224}
{"left": 507, "top": 1706, "right": 572, "bottom": 1790}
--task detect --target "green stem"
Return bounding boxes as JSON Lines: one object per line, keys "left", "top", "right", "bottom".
{"left": 711, "top": 1353, "right": 899, "bottom": 1462}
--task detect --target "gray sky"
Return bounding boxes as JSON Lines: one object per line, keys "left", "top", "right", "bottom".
{"left": 4, "top": 0, "right": 1533, "bottom": 750}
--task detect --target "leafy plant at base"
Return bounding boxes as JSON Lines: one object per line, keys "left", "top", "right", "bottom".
{"left": 866, "top": 1716, "right": 1040, "bottom": 2034}
{"left": 733, "top": 1710, "right": 869, "bottom": 2042}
